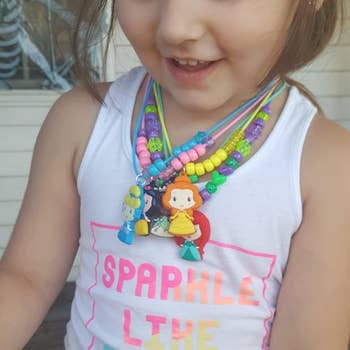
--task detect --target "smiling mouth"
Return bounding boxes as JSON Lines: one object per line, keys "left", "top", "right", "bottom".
{"left": 171, "top": 58, "right": 214, "bottom": 71}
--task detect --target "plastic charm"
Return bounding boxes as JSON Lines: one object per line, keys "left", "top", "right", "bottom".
{"left": 162, "top": 173, "right": 203, "bottom": 236}
{"left": 118, "top": 184, "right": 144, "bottom": 245}
{"left": 174, "top": 210, "right": 211, "bottom": 261}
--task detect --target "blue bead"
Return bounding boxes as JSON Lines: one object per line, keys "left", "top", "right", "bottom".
{"left": 195, "top": 131, "right": 207, "bottom": 144}
{"left": 181, "top": 143, "right": 190, "bottom": 152}
{"left": 148, "top": 164, "right": 160, "bottom": 176}
{"left": 173, "top": 147, "right": 182, "bottom": 156}
{"left": 154, "top": 159, "right": 166, "bottom": 171}
{"left": 188, "top": 139, "right": 197, "bottom": 148}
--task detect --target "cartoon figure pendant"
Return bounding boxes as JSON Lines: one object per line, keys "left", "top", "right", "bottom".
{"left": 118, "top": 184, "right": 144, "bottom": 245}
{"left": 174, "top": 210, "right": 211, "bottom": 261}
{"left": 162, "top": 173, "right": 203, "bottom": 236}
{"left": 162, "top": 173, "right": 211, "bottom": 261}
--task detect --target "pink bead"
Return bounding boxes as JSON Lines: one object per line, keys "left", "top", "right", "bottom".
{"left": 178, "top": 152, "right": 190, "bottom": 164}
{"left": 187, "top": 149, "right": 199, "bottom": 161}
{"left": 136, "top": 136, "right": 147, "bottom": 145}
{"left": 136, "top": 144, "right": 148, "bottom": 154}
{"left": 140, "top": 157, "right": 151, "bottom": 167}
{"left": 194, "top": 144, "right": 206, "bottom": 157}
{"left": 139, "top": 150, "right": 150, "bottom": 158}
{"left": 159, "top": 166, "right": 174, "bottom": 180}
{"left": 165, "top": 166, "right": 175, "bottom": 176}
{"left": 171, "top": 158, "right": 184, "bottom": 171}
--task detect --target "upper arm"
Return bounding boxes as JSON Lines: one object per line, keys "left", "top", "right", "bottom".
{"left": 270, "top": 116, "right": 350, "bottom": 350}
{"left": 0, "top": 86, "right": 106, "bottom": 303}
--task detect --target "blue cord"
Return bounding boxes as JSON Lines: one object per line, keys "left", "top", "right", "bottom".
{"left": 132, "top": 77, "right": 284, "bottom": 177}
{"left": 207, "top": 79, "right": 276, "bottom": 136}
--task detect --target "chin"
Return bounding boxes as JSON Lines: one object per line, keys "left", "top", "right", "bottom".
{"left": 175, "top": 93, "right": 233, "bottom": 114}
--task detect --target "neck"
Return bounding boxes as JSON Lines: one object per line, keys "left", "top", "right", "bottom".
{"left": 157, "top": 81, "right": 283, "bottom": 148}
{"left": 132, "top": 75, "right": 289, "bottom": 151}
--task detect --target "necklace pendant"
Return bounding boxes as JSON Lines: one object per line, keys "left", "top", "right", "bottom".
{"left": 174, "top": 210, "right": 211, "bottom": 261}
{"left": 150, "top": 216, "right": 172, "bottom": 237}
{"left": 159, "top": 172, "right": 211, "bottom": 261}
{"left": 118, "top": 183, "right": 145, "bottom": 245}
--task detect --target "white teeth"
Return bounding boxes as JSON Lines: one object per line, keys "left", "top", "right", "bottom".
{"left": 177, "top": 59, "right": 189, "bottom": 65}
{"left": 188, "top": 59, "right": 200, "bottom": 66}
{"left": 174, "top": 58, "right": 207, "bottom": 66}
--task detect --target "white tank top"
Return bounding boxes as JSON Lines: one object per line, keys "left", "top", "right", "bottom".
{"left": 65, "top": 66, "right": 317, "bottom": 350}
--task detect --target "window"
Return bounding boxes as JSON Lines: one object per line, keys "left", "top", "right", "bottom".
{"left": 0, "top": 0, "right": 104, "bottom": 90}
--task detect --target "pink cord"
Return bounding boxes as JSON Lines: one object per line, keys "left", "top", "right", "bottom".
{"left": 211, "top": 88, "right": 270, "bottom": 141}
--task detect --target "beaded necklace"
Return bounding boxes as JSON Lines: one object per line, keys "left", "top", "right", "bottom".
{"left": 118, "top": 76, "right": 287, "bottom": 261}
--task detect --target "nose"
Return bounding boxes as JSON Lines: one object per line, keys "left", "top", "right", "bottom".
{"left": 156, "top": 0, "right": 206, "bottom": 48}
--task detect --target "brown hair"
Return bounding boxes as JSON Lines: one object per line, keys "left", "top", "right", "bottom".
{"left": 72, "top": 0, "right": 345, "bottom": 107}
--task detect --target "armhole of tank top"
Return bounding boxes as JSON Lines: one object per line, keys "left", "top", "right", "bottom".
{"left": 290, "top": 92, "right": 318, "bottom": 234}
{"left": 76, "top": 67, "right": 146, "bottom": 194}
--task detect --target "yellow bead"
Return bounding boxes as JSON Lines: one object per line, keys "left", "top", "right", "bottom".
{"left": 216, "top": 149, "right": 228, "bottom": 161}
{"left": 185, "top": 162, "right": 196, "bottom": 175}
{"left": 223, "top": 145, "right": 230, "bottom": 154}
{"left": 195, "top": 163, "right": 206, "bottom": 176}
{"left": 203, "top": 159, "right": 215, "bottom": 172}
{"left": 223, "top": 132, "right": 242, "bottom": 154}
{"left": 210, "top": 155, "right": 222, "bottom": 167}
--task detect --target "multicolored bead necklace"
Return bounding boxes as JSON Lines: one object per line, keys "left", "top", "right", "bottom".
{"left": 118, "top": 76, "right": 287, "bottom": 261}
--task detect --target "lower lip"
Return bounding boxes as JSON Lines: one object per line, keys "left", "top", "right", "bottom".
{"left": 165, "top": 58, "right": 220, "bottom": 84}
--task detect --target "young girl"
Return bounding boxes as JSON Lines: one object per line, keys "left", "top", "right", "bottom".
{"left": 0, "top": 0, "right": 349, "bottom": 349}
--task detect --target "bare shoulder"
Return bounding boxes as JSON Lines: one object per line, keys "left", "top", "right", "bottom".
{"left": 270, "top": 111, "right": 350, "bottom": 349}
{"left": 301, "top": 111, "right": 350, "bottom": 202}
{"left": 48, "top": 82, "right": 112, "bottom": 178}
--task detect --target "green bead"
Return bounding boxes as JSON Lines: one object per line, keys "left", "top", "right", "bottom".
{"left": 189, "top": 174, "right": 199, "bottom": 183}
{"left": 147, "top": 137, "right": 163, "bottom": 152}
{"left": 257, "top": 111, "right": 269, "bottom": 121}
{"left": 145, "top": 105, "right": 158, "bottom": 114}
{"left": 205, "top": 182, "right": 218, "bottom": 194}
{"left": 226, "top": 157, "right": 239, "bottom": 169}
{"left": 156, "top": 179, "right": 164, "bottom": 187}
{"left": 211, "top": 171, "right": 227, "bottom": 186}
{"left": 236, "top": 140, "right": 251, "bottom": 157}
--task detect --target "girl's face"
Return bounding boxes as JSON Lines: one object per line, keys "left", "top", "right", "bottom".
{"left": 116, "top": 0, "right": 295, "bottom": 115}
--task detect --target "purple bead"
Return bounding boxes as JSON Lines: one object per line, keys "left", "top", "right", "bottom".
{"left": 145, "top": 112, "right": 157, "bottom": 120}
{"left": 232, "top": 151, "right": 243, "bottom": 162}
{"left": 245, "top": 133, "right": 256, "bottom": 144}
{"left": 262, "top": 104, "right": 271, "bottom": 113}
{"left": 200, "top": 189, "right": 211, "bottom": 202}
{"left": 148, "top": 130, "right": 161, "bottom": 138}
{"left": 205, "top": 136, "right": 215, "bottom": 149}
{"left": 151, "top": 151, "right": 164, "bottom": 161}
{"left": 246, "top": 123, "right": 263, "bottom": 138}
{"left": 219, "top": 163, "right": 234, "bottom": 176}
{"left": 255, "top": 118, "right": 265, "bottom": 127}
{"left": 148, "top": 95, "right": 156, "bottom": 104}
{"left": 138, "top": 129, "right": 147, "bottom": 137}
{"left": 146, "top": 121, "right": 161, "bottom": 133}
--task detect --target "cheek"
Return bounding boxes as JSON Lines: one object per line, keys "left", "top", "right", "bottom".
{"left": 214, "top": 1, "right": 292, "bottom": 56}
{"left": 117, "top": 1, "right": 157, "bottom": 49}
